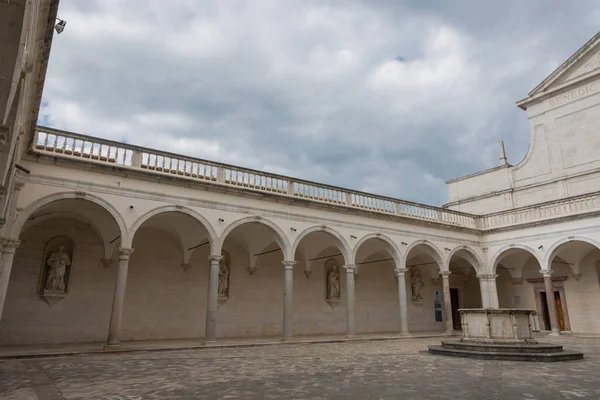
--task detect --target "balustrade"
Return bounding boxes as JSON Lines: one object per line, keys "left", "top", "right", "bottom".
{"left": 32, "top": 127, "right": 479, "bottom": 229}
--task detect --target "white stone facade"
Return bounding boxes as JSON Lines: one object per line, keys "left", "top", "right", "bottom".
{"left": 0, "top": 2, "right": 600, "bottom": 346}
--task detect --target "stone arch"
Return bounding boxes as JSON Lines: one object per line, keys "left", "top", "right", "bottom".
{"left": 11, "top": 191, "right": 127, "bottom": 245}
{"left": 217, "top": 216, "right": 291, "bottom": 259}
{"left": 447, "top": 245, "right": 484, "bottom": 274}
{"left": 292, "top": 225, "right": 352, "bottom": 265}
{"left": 545, "top": 236, "right": 600, "bottom": 267}
{"left": 403, "top": 239, "right": 444, "bottom": 270}
{"left": 490, "top": 244, "right": 543, "bottom": 273}
{"left": 127, "top": 204, "right": 217, "bottom": 250}
{"left": 353, "top": 233, "right": 403, "bottom": 266}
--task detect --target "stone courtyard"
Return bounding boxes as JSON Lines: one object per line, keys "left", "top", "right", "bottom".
{"left": 0, "top": 336, "right": 598, "bottom": 400}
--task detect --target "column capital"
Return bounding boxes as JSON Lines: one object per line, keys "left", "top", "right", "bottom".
{"left": 395, "top": 267, "right": 407, "bottom": 275}
{"left": 477, "top": 274, "right": 498, "bottom": 281}
{"left": 343, "top": 264, "right": 356, "bottom": 272}
{"left": 1, "top": 239, "right": 20, "bottom": 253}
{"left": 117, "top": 247, "right": 134, "bottom": 259}
{"left": 540, "top": 269, "right": 553, "bottom": 277}
{"left": 282, "top": 260, "right": 296, "bottom": 270}
{"left": 439, "top": 270, "right": 451, "bottom": 278}
{"left": 208, "top": 255, "right": 224, "bottom": 262}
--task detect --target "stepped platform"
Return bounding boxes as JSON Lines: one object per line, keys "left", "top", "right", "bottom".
{"left": 428, "top": 340, "right": 583, "bottom": 362}
{"left": 428, "top": 308, "right": 584, "bottom": 362}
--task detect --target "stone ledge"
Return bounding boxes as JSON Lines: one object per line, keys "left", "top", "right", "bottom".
{"left": 429, "top": 342, "right": 583, "bottom": 362}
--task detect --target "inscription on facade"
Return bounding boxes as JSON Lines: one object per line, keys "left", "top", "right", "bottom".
{"left": 548, "top": 82, "right": 597, "bottom": 108}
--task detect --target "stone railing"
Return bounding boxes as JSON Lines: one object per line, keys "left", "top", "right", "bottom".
{"left": 479, "top": 192, "right": 600, "bottom": 230}
{"left": 31, "top": 127, "right": 479, "bottom": 229}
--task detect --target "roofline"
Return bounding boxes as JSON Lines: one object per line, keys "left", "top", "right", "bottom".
{"left": 445, "top": 164, "right": 511, "bottom": 184}
{"left": 527, "top": 31, "right": 600, "bottom": 98}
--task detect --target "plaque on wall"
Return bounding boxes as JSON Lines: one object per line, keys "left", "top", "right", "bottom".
{"left": 434, "top": 289, "right": 443, "bottom": 322}
{"left": 38, "top": 236, "right": 75, "bottom": 307}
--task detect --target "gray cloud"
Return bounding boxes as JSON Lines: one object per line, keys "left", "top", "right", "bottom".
{"left": 40, "top": 0, "right": 600, "bottom": 205}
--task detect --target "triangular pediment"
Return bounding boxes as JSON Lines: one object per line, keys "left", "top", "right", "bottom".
{"left": 522, "top": 31, "right": 600, "bottom": 103}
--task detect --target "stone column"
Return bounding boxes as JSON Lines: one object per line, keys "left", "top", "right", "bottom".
{"left": 205, "top": 255, "right": 223, "bottom": 341}
{"left": 395, "top": 267, "right": 409, "bottom": 335}
{"left": 477, "top": 274, "right": 499, "bottom": 309}
{"left": 106, "top": 247, "right": 134, "bottom": 347}
{"left": 440, "top": 271, "right": 453, "bottom": 334}
{"left": 282, "top": 260, "right": 296, "bottom": 339}
{"left": 0, "top": 240, "right": 20, "bottom": 323}
{"left": 344, "top": 264, "right": 356, "bottom": 335}
{"left": 541, "top": 269, "right": 560, "bottom": 336}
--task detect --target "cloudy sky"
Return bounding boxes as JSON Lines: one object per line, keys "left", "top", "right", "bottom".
{"left": 39, "top": 0, "right": 600, "bottom": 206}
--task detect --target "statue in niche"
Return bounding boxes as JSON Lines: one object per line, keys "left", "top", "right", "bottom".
{"left": 325, "top": 259, "right": 340, "bottom": 300}
{"left": 410, "top": 267, "right": 424, "bottom": 302}
{"left": 38, "top": 236, "right": 75, "bottom": 307}
{"left": 44, "top": 245, "right": 71, "bottom": 292}
{"left": 218, "top": 251, "right": 231, "bottom": 298}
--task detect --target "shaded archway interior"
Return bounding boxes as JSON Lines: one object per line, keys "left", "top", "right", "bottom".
{"left": 123, "top": 210, "right": 213, "bottom": 341}
{"left": 0, "top": 198, "right": 123, "bottom": 344}
{"left": 354, "top": 237, "right": 399, "bottom": 333}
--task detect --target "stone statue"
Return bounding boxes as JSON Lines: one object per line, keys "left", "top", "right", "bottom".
{"left": 410, "top": 268, "right": 424, "bottom": 302}
{"left": 326, "top": 263, "right": 340, "bottom": 300}
{"left": 44, "top": 245, "right": 71, "bottom": 292}
{"left": 218, "top": 255, "right": 230, "bottom": 297}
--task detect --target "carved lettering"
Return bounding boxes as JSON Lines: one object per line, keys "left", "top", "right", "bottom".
{"left": 548, "top": 82, "right": 597, "bottom": 108}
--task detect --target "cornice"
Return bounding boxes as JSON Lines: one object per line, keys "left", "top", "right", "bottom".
{"left": 18, "top": 173, "right": 484, "bottom": 247}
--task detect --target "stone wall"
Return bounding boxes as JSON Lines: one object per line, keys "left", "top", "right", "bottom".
{"left": 0, "top": 218, "right": 116, "bottom": 344}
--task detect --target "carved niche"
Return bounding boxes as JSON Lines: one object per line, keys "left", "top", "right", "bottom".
{"left": 218, "top": 250, "right": 231, "bottom": 306}
{"left": 38, "top": 236, "right": 75, "bottom": 307}
{"left": 325, "top": 258, "right": 341, "bottom": 309}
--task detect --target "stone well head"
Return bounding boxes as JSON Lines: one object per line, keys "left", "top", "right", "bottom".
{"left": 459, "top": 308, "right": 537, "bottom": 344}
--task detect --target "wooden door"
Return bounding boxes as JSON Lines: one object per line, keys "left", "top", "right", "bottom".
{"left": 450, "top": 288, "right": 461, "bottom": 330}
{"left": 555, "top": 291, "right": 566, "bottom": 331}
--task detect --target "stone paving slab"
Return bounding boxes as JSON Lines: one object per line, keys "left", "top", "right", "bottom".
{"left": 0, "top": 337, "right": 597, "bottom": 399}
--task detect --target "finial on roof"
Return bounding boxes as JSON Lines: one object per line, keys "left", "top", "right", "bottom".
{"left": 499, "top": 141, "right": 508, "bottom": 166}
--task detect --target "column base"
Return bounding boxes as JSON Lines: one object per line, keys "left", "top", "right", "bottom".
{"left": 203, "top": 338, "right": 217, "bottom": 345}
{"left": 103, "top": 343, "right": 121, "bottom": 350}
{"left": 398, "top": 332, "right": 410, "bottom": 337}
{"left": 548, "top": 331, "right": 561, "bottom": 337}
{"left": 281, "top": 336, "right": 294, "bottom": 342}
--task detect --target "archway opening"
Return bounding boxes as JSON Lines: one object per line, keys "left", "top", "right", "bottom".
{"left": 293, "top": 229, "right": 350, "bottom": 336}
{"left": 494, "top": 248, "right": 544, "bottom": 331}
{"left": 219, "top": 221, "right": 286, "bottom": 338}
{"left": 354, "top": 238, "right": 399, "bottom": 333}
{"left": 0, "top": 198, "right": 122, "bottom": 345}
{"left": 448, "top": 248, "right": 482, "bottom": 328}
{"left": 546, "top": 239, "right": 600, "bottom": 333}
{"left": 124, "top": 211, "right": 212, "bottom": 341}
{"left": 405, "top": 243, "right": 444, "bottom": 333}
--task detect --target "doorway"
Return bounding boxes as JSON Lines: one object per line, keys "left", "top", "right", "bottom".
{"left": 450, "top": 288, "right": 461, "bottom": 330}
{"left": 540, "top": 290, "right": 567, "bottom": 331}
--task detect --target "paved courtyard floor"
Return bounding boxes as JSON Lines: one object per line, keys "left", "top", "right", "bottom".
{"left": 0, "top": 336, "right": 598, "bottom": 400}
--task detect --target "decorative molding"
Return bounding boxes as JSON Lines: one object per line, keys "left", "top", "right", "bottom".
{"left": 526, "top": 276, "right": 568, "bottom": 284}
